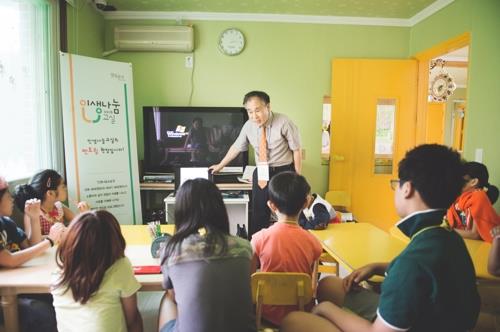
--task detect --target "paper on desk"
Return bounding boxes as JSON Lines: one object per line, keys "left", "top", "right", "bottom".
{"left": 237, "top": 165, "right": 256, "bottom": 183}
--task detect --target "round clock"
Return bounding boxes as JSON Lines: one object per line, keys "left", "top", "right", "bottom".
{"left": 430, "top": 73, "right": 456, "bottom": 102}
{"left": 218, "top": 28, "right": 245, "bottom": 56}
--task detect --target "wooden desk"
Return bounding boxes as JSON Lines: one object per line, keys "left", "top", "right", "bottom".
{"left": 389, "top": 226, "right": 500, "bottom": 281}
{"left": 0, "top": 225, "right": 174, "bottom": 332}
{"left": 311, "top": 223, "right": 406, "bottom": 273}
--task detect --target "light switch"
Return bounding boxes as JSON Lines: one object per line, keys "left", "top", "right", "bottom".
{"left": 474, "top": 148, "right": 483, "bottom": 162}
{"left": 185, "top": 55, "right": 193, "bottom": 68}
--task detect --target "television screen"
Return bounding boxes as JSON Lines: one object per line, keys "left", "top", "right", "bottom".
{"left": 143, "top": 106, "right": 248, "bottom": 174}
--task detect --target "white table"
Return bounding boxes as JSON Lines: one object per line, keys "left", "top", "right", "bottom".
{"left": 0, "top": 245, "right": 162, "bottom": 332}
{"left": 164, "top": 193, "right": 249, "bottom": 236}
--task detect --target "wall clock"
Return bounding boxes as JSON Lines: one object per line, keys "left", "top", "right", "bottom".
{"left": 430, "top": 72, "right": 456, "bottom": 102}
{"left": 218, "top": 28, "right": 245, "bottom": 56}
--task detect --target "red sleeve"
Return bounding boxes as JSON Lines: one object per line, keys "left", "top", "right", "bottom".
{"left": 468, "top": 191, "right": 500, "bottom": 242}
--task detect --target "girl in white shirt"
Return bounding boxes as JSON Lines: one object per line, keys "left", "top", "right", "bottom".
{"left": 51, "top": 210, "right": 143, "bottom": 332}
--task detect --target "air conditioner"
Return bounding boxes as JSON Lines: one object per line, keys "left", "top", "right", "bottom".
{"left": 114, "top": 25, "right": 194, "bottom": 52}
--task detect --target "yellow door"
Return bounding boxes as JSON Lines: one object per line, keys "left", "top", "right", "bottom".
{"left": 425, "top": 102, "right": 445, "bottom": 144}
{"left": 329, "top": 59, "right": 418, "bottom": 230}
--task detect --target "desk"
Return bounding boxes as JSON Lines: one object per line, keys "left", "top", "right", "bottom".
{"left": 389, "top": 226, "right": 500, "bottom": 282}
{"left": 164, "top": 193, "right": 249, "bottom": 235}
{"left": 0, "top": 225, "right": 174, "bottom": 332}
{"left": 310, "top": 223, "right": 406, "bottom": 273}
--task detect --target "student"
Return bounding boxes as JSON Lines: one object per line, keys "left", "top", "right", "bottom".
{"left": 447, "top": 161, "right": 500, "bottom": 242}
{"left": 158, "top": 178, "right": 256, "bottom": 332}
{"left": 299, "top": 193, "right": 338, "bottom": 230}
{"left": 51, "top": 210, "right": 143, "bottom": 332}
{"left": 14, "top": 169, "right": 89, "bottom": 235}
{"left": 281, "top": 144, "right": 480, "bottom": 332}
{"left": 488, "top": 226, "right": 500, "bottom": 276}
{"left": 251, "top": 171, "right": 323, "bottom": 326}
{"left": 0, "top": 176, "right": 64, "bottom": 332}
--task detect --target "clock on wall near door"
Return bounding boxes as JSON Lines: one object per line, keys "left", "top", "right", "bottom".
{"left": 430, "top": 72, "right": 456, "bottom": 102}
{"left": 218, "top": 28, "right": 246, "bottom": 56}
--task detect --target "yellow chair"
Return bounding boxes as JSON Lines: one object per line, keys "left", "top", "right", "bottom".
{"left": 317, "top": 252, "right": 339, "bottom": 276}
{"left": 251, "top": 272, "right": 314, "bottom": 330}
{"left": 475, "top": 281, "right": 500, "bottom": 332}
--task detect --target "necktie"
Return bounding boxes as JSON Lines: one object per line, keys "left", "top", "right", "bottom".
{"left": 258, "top": 126, "right": 268, "bottom": 189}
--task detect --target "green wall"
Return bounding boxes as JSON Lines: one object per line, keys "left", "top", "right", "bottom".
{"left": 410, "top": 0, "right": 500, "bottom": 210}
{"left": 66, "top": 0, "right": 104, "bottom": 57}
{"left": 103, "top": 20, "right": 409, "bottom": 194}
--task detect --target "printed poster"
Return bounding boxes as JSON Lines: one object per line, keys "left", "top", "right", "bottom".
{"left": 60, "top": 53, "right": 142, "bottom": 224}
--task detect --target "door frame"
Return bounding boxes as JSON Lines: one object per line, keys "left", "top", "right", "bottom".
{"left": 414, "top": 32, "right": 471, "bottom": 144}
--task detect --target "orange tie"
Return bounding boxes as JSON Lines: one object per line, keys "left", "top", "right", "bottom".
{"left": 258, "top": 126, "right": 268, "bottom": 189}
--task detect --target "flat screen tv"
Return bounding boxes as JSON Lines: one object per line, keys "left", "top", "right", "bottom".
{"left": 143, "top": 106, "right": 248, "bottom": 174}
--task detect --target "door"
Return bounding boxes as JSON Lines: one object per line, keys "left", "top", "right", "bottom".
{"left": 329, "top": 59, "right": 418, "bottom": 230}
{"left": 425, "top": 102, "right": 445, "bottom": 144}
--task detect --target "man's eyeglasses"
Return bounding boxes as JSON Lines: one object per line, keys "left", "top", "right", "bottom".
{"left": 390, "top": 179, "right": 400, "bottom": 190}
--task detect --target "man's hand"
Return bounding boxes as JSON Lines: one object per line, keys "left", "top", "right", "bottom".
{"left": 209, "top": 164, "right": 224, "bottom": 174}
{"left": 24, "top": 199, "right": 41, "bottom": 222}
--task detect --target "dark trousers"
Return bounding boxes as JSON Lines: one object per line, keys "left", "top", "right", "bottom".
{"left": 250, "top": 163, "right": 295, "bottom": 238}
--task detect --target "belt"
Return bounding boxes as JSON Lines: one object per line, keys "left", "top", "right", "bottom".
{"left": 269, "top": 163, "right": 294, "bottom": 173}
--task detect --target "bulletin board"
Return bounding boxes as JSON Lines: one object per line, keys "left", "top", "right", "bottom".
{"left": 59, "top": 53, "right": 142, "bottom": 224}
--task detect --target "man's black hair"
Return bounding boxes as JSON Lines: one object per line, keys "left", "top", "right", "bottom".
{"left": 243, "top": 91, "right": 270, "bottom": 105}
{"left": 398, "top": 144, "right": 464, "bottom": 209}
{"left": 268, "top": 171, "right": 310, "bottom": 216}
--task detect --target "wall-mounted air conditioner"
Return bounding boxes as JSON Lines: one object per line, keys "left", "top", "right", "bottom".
{"left": 114, "top": 25, "right": 194, "bottom": 52}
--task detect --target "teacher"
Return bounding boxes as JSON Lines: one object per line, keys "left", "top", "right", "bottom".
{"left": 210, "top": 91, "right": 302, "bottom": 237}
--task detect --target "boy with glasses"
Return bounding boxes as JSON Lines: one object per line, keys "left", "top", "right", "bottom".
{"left": 281, "top": 144, "right": 480, "bottom": 332}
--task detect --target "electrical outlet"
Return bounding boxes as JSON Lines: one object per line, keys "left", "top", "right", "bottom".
{"left": 185, "top": 55, "right": 193, "bottom": 68}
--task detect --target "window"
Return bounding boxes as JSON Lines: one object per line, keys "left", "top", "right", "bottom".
{"left": 0, "top": 0, "right": 63, "bottom": 181}
{"left": 374, "top": 99, "right": 396, "bottom": 175}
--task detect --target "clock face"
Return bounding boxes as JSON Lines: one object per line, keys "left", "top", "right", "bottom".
{"left": 430, "top": 73, "right": 456, "bottom": 102}
{"left": 218, "top": 28, "right": 245, "bottom": 56}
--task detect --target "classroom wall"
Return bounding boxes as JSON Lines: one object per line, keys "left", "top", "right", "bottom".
{"left": 102, "top": 20, "right": 410, "bottom": 194}
{"left": 66, "top": 0, "right": 105, "bottom": 57}
{"left": 410, "top": 0, "right": 500, "bottom": 210}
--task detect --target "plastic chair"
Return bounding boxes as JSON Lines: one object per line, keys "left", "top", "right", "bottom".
{"left": 251, "top": 272, "right": 313, "bottom": 330}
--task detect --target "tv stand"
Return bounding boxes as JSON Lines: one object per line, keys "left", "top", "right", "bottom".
{"left": 139, "top": 182, "right": 252, "bottom": 226}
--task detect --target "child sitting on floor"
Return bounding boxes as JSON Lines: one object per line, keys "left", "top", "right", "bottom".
{"left": 299, "top": 193, "right": 338, "bottom": 230}
{"left": 447, "top": 161, "right": 500, "bottom": 242}
{"left": 251, "top": 171, "right": 323, "bottom": 326}
{"left": 14, "top": 169, "right": 89, "bottom": 236}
